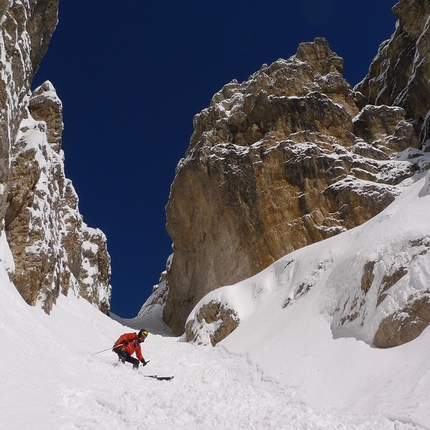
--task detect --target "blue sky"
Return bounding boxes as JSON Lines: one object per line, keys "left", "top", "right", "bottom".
{"left": 33, "top": 0, "right": 397, "bottom": 318}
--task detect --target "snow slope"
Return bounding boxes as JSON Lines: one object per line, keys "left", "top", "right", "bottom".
{"left": 1, "top": 176, "right": 430, "bottom": 428}
{"left": 0, "top": 286, "right": 424, "bottom": 429}
{"left": 186, "top": 171, "right": 430, "bottom": 428}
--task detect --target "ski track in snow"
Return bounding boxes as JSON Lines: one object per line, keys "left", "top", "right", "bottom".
{"left": 0, "top": 288, "right": 426, "bottom": 430}
{"left": 49, "top": 335, "right": 420, "bottom": 430}
{"left": 4, "top": 169, "right": 430, "bottom": 430}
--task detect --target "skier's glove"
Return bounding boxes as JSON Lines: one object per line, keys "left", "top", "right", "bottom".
{"left": 122, "top": 340, "right": 129, "bottom": 346}
{"left": 141, "top": 359, "right": 148, "bottom": 366}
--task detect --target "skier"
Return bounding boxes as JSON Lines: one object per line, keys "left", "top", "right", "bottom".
{"left": 112, "top": 329, "right": 149, "bottom": 369}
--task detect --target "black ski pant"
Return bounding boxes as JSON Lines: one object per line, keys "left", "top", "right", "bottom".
{"left": 114, "top": 348, "right": 139, "bottom": 369}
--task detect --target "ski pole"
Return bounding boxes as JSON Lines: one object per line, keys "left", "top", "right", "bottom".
{"left": 91, "top": 343, "right": 123, "bottom": 356}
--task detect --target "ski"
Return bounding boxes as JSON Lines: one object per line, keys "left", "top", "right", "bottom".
{"left": 144, "top": 374, "right": 174, "bottom": 381}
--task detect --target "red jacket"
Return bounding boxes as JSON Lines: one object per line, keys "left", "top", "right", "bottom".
{"left": 114, "top": 332, "right": 145, "bottom": 361}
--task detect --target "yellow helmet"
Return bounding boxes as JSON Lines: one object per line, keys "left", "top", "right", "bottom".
{"left": 138, "top": 329, "right": 148, "bottom": 339}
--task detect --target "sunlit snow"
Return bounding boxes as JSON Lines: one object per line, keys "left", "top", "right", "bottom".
{"left": 2, "top": 174, "right": 430, "bottom": 429}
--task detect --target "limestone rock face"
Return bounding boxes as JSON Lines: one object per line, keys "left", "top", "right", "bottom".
{"left": 162, "top": 37, "right": 425, "bottom": 336}
{"left": 185, "top": 300, "right": 239, "bottom": 346}
{"left": 348, "top": 0, "right": 430, "bottom": 348}
{"left": 5, "top": 83, "right": 112, "bottom": 313}
{"left": 328, "top": 228, "right": 430, "bottom": 349}
{"left": 0, "top": 0, "right": 59, "bottom": 226}
{"left": 29, "top": 81, "right": 63, "bottom": 152}
{"left": 0, "top": 2, "right": 112, "bottom": 314}
{"left": 355, "top": 0, "right": 430, "bottom": 136}
{"left": 79, "top": 227, "right": 112, "bottom": 315}
{"left": 186, "top": 187, "right": 430, "bottom": 348}
{"left": 26, "top": 0, "right": 59, "bottom": 77}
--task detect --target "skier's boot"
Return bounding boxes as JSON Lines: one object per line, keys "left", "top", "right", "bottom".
{"left": 118, "top": 350, "right": 127, "bottom": 364}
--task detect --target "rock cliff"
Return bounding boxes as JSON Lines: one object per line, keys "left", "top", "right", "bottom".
{"left": 157, "top": 34, "right": 427, "bottom": 336}
{"left": 349, "top": 0, "right": 430, "bottom": 348}
{"left": 356, "top": 0, "right": 430, "bottom": 137}
{"left": 0, "top": 2, "right": 111, "bottom": 313}
{"left": 184, "top": 172, "right": 430, "bottom": 349}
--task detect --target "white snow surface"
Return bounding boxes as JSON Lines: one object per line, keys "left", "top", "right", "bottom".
{"left": 2, "top": 176, "right": 430, "bottom": 428}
